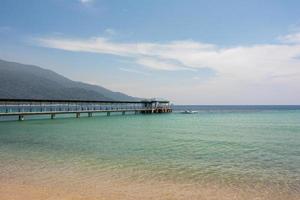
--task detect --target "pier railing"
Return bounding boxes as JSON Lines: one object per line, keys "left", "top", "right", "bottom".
{"left": 0, "top": 99, "right": 172, "bottom": 120}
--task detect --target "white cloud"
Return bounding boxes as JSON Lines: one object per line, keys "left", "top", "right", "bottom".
{"left": 136, "top": 57, "right": 190, "bottom": 71}
{"left": 104, "top": 28, "right": 116, "bottom": 36}
{"left": 36, "top": 35, "right": 300, "bottom": 77}
{"left": 79, "top": 0, "right": 94, "bottom": 5}
{"left": 35, "top": 33, "right": 300, "bottom": 104}
{"left": 278, "top": 33, "right": 300, "bottom": 44}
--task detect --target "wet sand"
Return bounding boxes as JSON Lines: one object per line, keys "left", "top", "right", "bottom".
{"left": 1, "top": 172, "right": 299, "bottom": 200}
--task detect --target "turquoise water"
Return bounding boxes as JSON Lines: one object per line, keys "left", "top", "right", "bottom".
{"left": 1, "top": 108, "right": 300, "bottom": 194}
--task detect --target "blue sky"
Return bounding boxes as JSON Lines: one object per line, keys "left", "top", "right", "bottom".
{"left": 1, "top": 0, "right": 300, "bottom": 104}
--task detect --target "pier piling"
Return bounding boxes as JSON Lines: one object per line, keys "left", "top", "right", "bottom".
{"left": 18, "top": 115, "right": 24, "bottom": 121}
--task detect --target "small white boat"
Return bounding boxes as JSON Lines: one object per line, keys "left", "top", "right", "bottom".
{"left": 182, "top": 110, "right": 198, "bottom": 114}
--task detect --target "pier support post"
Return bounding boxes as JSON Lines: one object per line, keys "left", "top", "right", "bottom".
{"left": 107, "top": 112, "right": 110, "bottom": 116}
{"left": 122, "top": 111, "right": 125, "bottom": 115}
{"left": 51, "top": 114, "right": 55, "bottom": 119}
{"left": 76, "top": 113, "right": 80, "bottom": 118}
{"left": 88, "top": 112, "right": 92, "bottom": 117}
{"left": 18, "top": 115, "right": 24, "bottom": 121}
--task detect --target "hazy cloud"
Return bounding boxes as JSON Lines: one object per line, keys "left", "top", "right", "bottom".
{"left": 35, "top": 33, "right": 300, "bottom": 104}
{"left": 0, "top": 26, "right": 11, "bottom": 33}
{"left": 119, "top": 68, "right": 150, "bottom": 76}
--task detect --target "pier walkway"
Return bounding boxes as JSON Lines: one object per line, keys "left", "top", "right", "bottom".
{"left": 0, "top": 99, "right": 172, "bottom": 121}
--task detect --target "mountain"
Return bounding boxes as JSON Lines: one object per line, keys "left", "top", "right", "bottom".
{"left": 0, "top": 59, "right": 138, "bottom": 101}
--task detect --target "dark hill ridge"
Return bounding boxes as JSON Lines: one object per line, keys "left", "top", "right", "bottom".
{"left": 0, "top": 59, "right": 138, "bottom": 101}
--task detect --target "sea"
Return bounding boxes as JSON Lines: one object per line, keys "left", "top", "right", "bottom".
{"left": 0, "top": 105, "right": 299, "bottom": 199}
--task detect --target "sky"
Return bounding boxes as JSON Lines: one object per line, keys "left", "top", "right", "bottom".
{"left": 0, "top": 0, "right": 300, "bottom": 104}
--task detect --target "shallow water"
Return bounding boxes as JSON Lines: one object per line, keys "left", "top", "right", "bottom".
{"left": 0, "top": 107, "right": 300, "bottom": 199}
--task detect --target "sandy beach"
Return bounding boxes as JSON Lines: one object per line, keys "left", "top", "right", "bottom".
{"left": 1, "top": 168, "right": 299, "bottom": 200}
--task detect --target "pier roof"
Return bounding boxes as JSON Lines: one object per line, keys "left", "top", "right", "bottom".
{"left": 0, "top": 98, "right": 170, "bottom": 104}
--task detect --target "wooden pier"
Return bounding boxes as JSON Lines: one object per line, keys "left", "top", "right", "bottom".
{"left": 0, "top": 99, "right": 172, "bottom": 121}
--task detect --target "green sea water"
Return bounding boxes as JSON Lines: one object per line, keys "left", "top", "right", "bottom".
{"left": 0, "top": 108, "right": 300, "bottom": 194}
